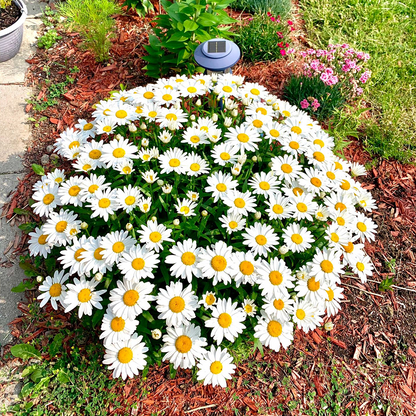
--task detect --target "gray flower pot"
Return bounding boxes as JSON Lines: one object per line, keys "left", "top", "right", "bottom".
{"left": 0, "top": 0, "right": 28, "bottom": 62}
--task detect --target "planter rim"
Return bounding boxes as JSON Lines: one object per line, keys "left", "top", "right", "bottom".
{"left": 0, "top": 0, "right": 28, "bottom": 37}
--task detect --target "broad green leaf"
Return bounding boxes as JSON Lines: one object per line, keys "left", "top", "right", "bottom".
{"left": 11, "top": 279, "right": 36, "bottom": 293}
{"left": 20, "top": 382, "right": 34, "bottom": 398}
{"left": 196, "top": 13, "right": 219, "bottom": 27}
{"left": 21, "top": 364, "right": 38, "bottom": 378}
{"left": 13, "top": 208, "right": 31, "bottom": 215}
{"left": 183, "top": 20, "right": 198, "bottom": 32}
{"left": 57, "top": 371, "right": 70, "bottom": 384}
{"left": 30, "top": 367, "right": 44, "bottom": 383}
{"left": 48, "top": 333, "right": 65, "bottom": 358}
{"left": 31, "top": 164, "right": 45, "bottom": 176}
{"left": 10, "top": 344, "right": 41, "bottom": 360}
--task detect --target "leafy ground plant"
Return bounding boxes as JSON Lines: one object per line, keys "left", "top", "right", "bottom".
{"left": 37, "top": 29, "right": 62, "bottom": 50}
{"left": 143, "top": 0, "right": 236, "bottom": 78}
{"left": 231, "top": 0, "right": 292, "bottom": 18}
{"left": 300, "top": 0, "right": 416, "bottom": 162}
{"left": 24, "top": 73, "right": 379, "bottom": 387}
{"left": 58, "top": 0, "right": 122, "bottom": 62}
{"left": 123, "top": 0, "right": 154, "bottom": 17}
{"left": 238, "top": 13, "right": 294, "bottom": 63}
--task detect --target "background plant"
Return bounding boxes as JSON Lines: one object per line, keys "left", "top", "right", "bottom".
{"left": 37, "top": 29, "right": 62, "bottom": 50}
{"left": 231, "top": 0, "right": 292, "bottom": 18}
{"left": 143, "top": 0, "right": 236, "bottom": 78}
{"left": 58, "top": 0, "right": 122, "bottom": 62}
{"left": 0, "top": 0, "right": 12, "bottom": 9}
{"left": 123, "top": 0, "right": 154, "bottom": 17}
{"left": 238, "top": 13, "right": 293, "bottom": 62}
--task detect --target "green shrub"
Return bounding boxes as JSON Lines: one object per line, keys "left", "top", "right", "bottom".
{"left": 143, "top": 0, "right": 236, "bottom": 78}
{"left": 37, "top": 29, "right": 62, "bottom": 49}
{"left": 58, "top": 0, "right": 122, "bottom": 62}
{"left": 238, "top": 13, "right": 292, "bottom": 63}
{"left": 282, "top": 74, "right": 346, "bottom": 120}
{"left": 231, "top": 0, "right": 292, "bottom": 18}
{"left": 123, "top": 0, "right": 154, "bottom": 17}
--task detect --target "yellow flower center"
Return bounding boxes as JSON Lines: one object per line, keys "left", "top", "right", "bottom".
{"left": 169, "top": 296, "right": 185, "bottom": 313}
{"left": 335, "top": 202, "right": 346, "bottom": 211}
{"left": 94, "top": 248, "right": 105, "bottom": 260}
{"left": 269, "top": 129, "right": 280, "bottom": 138}
{"left": 244, "top": 304, "right": 253, "bottom": 314}
{"left": 190, "top": 163, "right": 200, "bottom": 172}
{"left": 336, "top": 217, "right": 345, "bottom": 226}
{"left": 313, "top": 151, "right": 325, "bottom": 162}
{"left": 83, "top": 164, "right": 92, "bottom": 171}
{"left": 99, "top": 198, "right": 111, "bottom": 208}
{"left": 314, "top": 139, "right": 324, "bottom": 148}
{"left": 331, "top": 233, "right": 339, "bottom": 243}
{"left": 38, "top": 234, "right": 48, "bottom": 245}
{"left": 113, "top": 148, "right": 126, "bottom": 158}
{"left": 257, "top": 107, "right": 267, "bottom": 115}
{"left": 326, "top": 171, "right": 336, "bottom": 180}
{"left": 143, "top": 154, "right": 150, "bottom": 161}
{"left": 166, "top": 113, "right": 177, "bottom": 121}
{"left": 357, "top": 222, "right": 367, "bottom": 232}
{"left": 282, "top": 110, "right": 291, "bottom": 117}
{"left": 49, "top": 283, "right": 62, "bottom": 297}
{"left": 180, "top": 206, "right": 190, "bottom": 214}
{"left": 237, "top": 133, "right": 249, "bottom": 143}
{"left": 162, "top": 94, "right": 172, "bottom": 101}
{"left": 326, "top": 288, "right": 334, "bottom": 301}
{"left": 220, "top": 152, "right": 230, "bottom": 161}
{"left": 112, "top": 242, "right": 125, "bottom": 253}
{"left": 125, "top": 196, "right": 136, "bottom": 206}
{"left": 310, "top": 177, "right": 322, "bottom": 188}
{"left": 148, "top": 111, "right": 157, "bottom": 118}
{"left": 269, "top": 271, "right": 283, "bottom": 286}
{"left": 234, "top": 198, "right": 245, "bottom": 208}
{"left": 307, "top": 277, "right": 320, "bottom": 292}
{"left": 88, "top": 149, "right": 101, "bottom": 160}
{"left": 253, "top": 119, "right": 263, "bottom": 128}
{"left": 222, "top": 86, "right": 232, "bottom": 93}
{"left": 334, "top": 161, "right": 343, "bottom": 170}
{"left": 68, "top": 185, "right": 80, "bottom": 197}
{"left": 110, "top": 317, "right": 126, "bottom": 332}
{"left": 187, "top": 86, "right": 197, "bottom": 93}
{"left": 259, "top": 181, "right": 270, "bottom": 190}
{"left": 132, "top": 258, "right": 145, "bottom": 270}
{"left": 123, "top": 166, "right": 132, "bottom": 174}
{"left": 55, "top": 177, "right": 63, "bottom": 183}
{"left": 69, "top": 141, "right": 79, "bottom": 149}
{"left": 83, "top": 122, "right": 94, "bottom": 131}
{"left": 103, "top": 109, "right": 111, "bottom": 116}
{"left": 211, "top": 255, "right": 227, "bottom": 272}
{"left": 291, "top": 126, "right": 302, "bottom": 134}
{"left": 340, "top": 180, "right": 351, "bottom": 190}
{"left": 289, "top": 141, "right": 299, "bottom": 149}
{"left": 123, "top": 289, "right": 139, "bottom": 306}
{"left": 229, "top": 221, "right": 238, "bottom": 229}
{"left": 218, "top": 312, "right": 232, "bottom": 328}
{"left": 149, "top": 231, "right": 162, "bottom": 243}
{"left": 216, "top": 183, "right": 227, "bottom": 192}
{"left": 74, "top": 248, "right": 86, "bottom": 262}
{"left": 210, "top": 361, "right": 223, "bottom": 374}
{"left": 169, "top": 158, "right": 180, "bottom": 167}
{"left": 321, "top": 260, "right": 334, "bottom": 273}
{"left": 43, "top": 194, "right": 55, "bottom": 205}
{"left": 240, "top": 261, "right": 254, "bottom": 275}
{"left": 143, "top": 91, "right": 154, "bottom": 99}
{"left": 281, "top": 163, "right": 293, "bottom": 174}
{"left": 190, "top": 135, "right": 200, "bottom": 143}
{"left": 103, "top": 126, "right": 112, "bottom": 134}
{"left": 175, "top": 335, "right": 192, "bottom": 353}
{"left": 273, "top": 204, "right": 283, "bottom": 214}
{"left": 255, "top": 235, "right": 267, "bottom": 246}
{"left": 356, "top": 262, "right": 365, "bottom": 272}
{"left": 342, "top": 242, "right": 354, "bottom": 253}
{"left": 291, "top": 234, "right": 303, "bottom": 244}
{"left": 88, "top": 184, "right": 99, "bottom": 194}
{"left": 205, "top": 294, "right": 216, "bottom": 305}
{"left": 118, "top": 347, "right": 133, "bottom": 364}
{"left": 200, "top": 126, "right": 209, "bottom": 133}
{"left": 250, "top": 88, "right": 260, "bottom": 95}
{"left": 115, "top": 110, "right": 128, "bottom": 119}
{"left": 293, "top": 187, "right": 303, "bottom": 196}
{"left": 55, "top": 221, "right": 67, "bottom": 233}
{"left": 296, "top": 309, "right": 306, "bottom": 320}
{"left": 181, "top": 252, "right": 196, "bottom": 266}
{"left": 273, "top": 299, "right": 284, "bottom": 310}
{"left": 267, "top": 320, "right": 282, "bottom": 337}
{"left": 297, "top": 202, "right": 308, "bottom": 213}
{"left": 78, "top": 288, "right": 92, "bottom": 303}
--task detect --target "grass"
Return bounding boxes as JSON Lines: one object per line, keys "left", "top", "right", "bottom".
{"left": 300, "top": 0, "right": 416, "bottom": 163}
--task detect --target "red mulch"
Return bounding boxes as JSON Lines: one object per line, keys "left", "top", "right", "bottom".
{"left": 1, "top": 4, "right": 416, "bottom": 416}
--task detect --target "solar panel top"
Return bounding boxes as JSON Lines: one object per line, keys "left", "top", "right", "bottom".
{"left": 207, "top": 40, "right": 226, "bottom": 54}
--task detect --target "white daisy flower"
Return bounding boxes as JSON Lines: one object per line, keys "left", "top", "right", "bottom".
{"left": 114, "top": 159, "right": 135, "bottom": 175}
{"left": 103, "top": 334, "right": 148, "bottom": 380}
{"left": 282, "top": 180, "right": 307, "bottom": 199}
{"left": 43, "top": 209, "right": 81, "bottom": 246}
{"left": 242, "top": 299, "right": 257, "bottom": 316}
{"left": 174, "top": 198, "right": 197, "bottom": 217}
{"left": 309, "top": 248, "right": 344, "bottom": 282}
{"left": 156, "top": 107, "right": 188, "bottom": 129}
{"left": 205, "top": 171, "right": 238, "bottom": 203}
{"left": 295, "top": 275, "right": 329, "bottom": 304}
{"left": 355, "top": 190, "right": 377, "bottom": 212}
{"left": 156, "top": 281, "right": 198, "bottom": 327}
{"left": 95, "top": 118, "right": 117, "bottom": 136}
{"left": 325, "top": 283, "right": 344, "bottom": 317}
{"left": 248, "top": 171, "right": 280, "bottom": 197}
{"left": 350, "top": 254, "right": 374, "bottom": 283}
{"left": 282, "top": 223, "right": 315, "bottom": 253}
{"left": 306, "top": 144, "right": 333, "bottom": 169}
{"left": 289, "top": 192, "right": 319, "bottom": 221}
{"left": 100, "top": 307, "right": 139, "bottom": 347}
{"left": 205, "top": 298, "right": 246, "bottom": 345}
{"left": 87, "top": 188, "right": 119, "bottom": 222}
{"left": 324, "top": 224, "right": 350, "bottom": 249}
{"left": 257, "top": 258, "right": 295, "bottom": 297}
{"left": 199, "top": 292, "right": 217, "bottom": 310}
{"left": 186, "top": 190, "right": 199, "bottom": 201}
{"left": 82, "top": 236, "right": 113, "bottom": 275}
{"left": 141, "top": 102, "right": 161, "bottom": 122}
{"left": 219, "top": 212, "right": 246, "bottom": 234}
{"left": 198, "top": 241, "right": 234, "bottom": 285}
{"left": 245, "top": 113, "right": 273, "bottom": 132}
{"left": 158, "top": 148, "right": 187, "bottom": 175}
{"left": 137, "top": 148, "right": 153, "bottom": 163}
{"left": 320, "top": 163, "right": 346, "bottom": 189}
{"left": 109, "top": 278, "right": 155, "bottom": 320}
{"left": 101, "top": 138, "right": 139, "bottom": 168}
{"left": 324, "top": 191, "right": 355, "bottom": 213}
{"left": 242, "top": 223, "right": 279, "bottom": 257}
{"left": 239, "top": 82, "right": 268, "bottom": 101}
{"left": 262, "top": 290, "right": 294, "bottom": 321}
{"left": 271, "top": 154, "right": 302, "bottom": 184}
{"left": 179, "top": 79, "right": 206, "bottom": 97}
{"left": 184, "top": 152, "right": 210, "bottom": 177}
{"left": 106, "top": 101, "right": 137, "bottom": 126}
{"left": 182, "top": 127, "right": 209, "bottom": 148}
{"left": 308, "top": 129, "right": 335, "bottom": 150}
{"left": 28, "top": 226, "right": 53, "bottom": 258}
{"left": 292, "top": 300, "right": 324, "bottom": 333}
{"left": 350, "top": 162, "right": 367, "bottom": 177}
{"left": 165, "top": 239, "right": 202, "bottom": 282}
{"left": 197, "top": 346, "right": 236, "bottom": 388}
{"left": 32, "top": 183, "right": 61, "bottom": 217}
{"left": 265, "top": 193, "right": 293, "bottom": 220}
{"left": 118, "top": 245, "right": 160, "bottom": 281}
{"left": 37, "top": 270, "right": 69, "bottom": 310}
{"left": 161, "top": 324, "right": 207, "bottom": 370}
{"left": 138, "top": 197, "right": 152, "bottom": 214}
{"left": 116, "top": 185, "right": 142, "bottom": 213}
{"left": 58, "top": 176, "right": 84, "bottom": 207}
{"left": 100, "top": 230, "right": 136, "bottom": 265}
{"left": 79, "top": 174, "right": 110, "bottom": 202}
{"left": 263, "top": 121, "right": 285, "bottom": 143}
{"left": 211, "top": 142, "right": 239, "bottom": 166}
{"left": 64, "top": 277, "right": 106, "bottom": 318}
{"left": 352, "top": 213, "right": 378, "bottom": 242}
{"left": 58, "top": 235, "right": 89, "bottom": 276}
{"left": 254, "top": 312, "right": 294, "bottom": 352}
{"left": 45, "top": 169, "right": 66, "bottom": 185}
{"left": 298, "top": 168, "right": 330, "bottom": 195}
{"left": 230, "top": 251, "right": 260, "bottom": 287}
{"left": 245, "top": 102, "right": 274, "bottom": 118}
{"left": 222, "top": 190, "right": 257, "bottom": 217}
{"left": 153, "top": 88, "right": 180, "bottom": 107}
{"left": 141, "top": 169, "right": 159, "bottom": 184}
{"left": 72, "top": 156, "right": 97, "bottom": 174}
{"left": 224, "top": 124, "right": 261, "bottom": 153}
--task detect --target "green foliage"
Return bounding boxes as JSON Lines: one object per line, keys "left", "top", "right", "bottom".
{"left": 0, "top": 0, "right": 12, "bottom": 9}
{"left": 282, "top": 74, "right": 346, "bottom": 121}
{"left": 10, "top": 344, "right": 41, "bottom": 360}
{"left": 123, "top": 0, "right": 154, "bottom": 17}
{"left": 379, "top": 277, "right": 394, "bottom": 292}
{"left": 37, "top": 29, "right": 62, "bottom": 49}
{"left": 32, "top": 164, "right": 45, "bottom": 176}
{"left": 231, "top": 0, "right": 292, "bottom": 18}
{"left": 238, "top": 13, "right": 290, "bottom": 63}
{"left": 143, "top": 0, "right": 236, "bottom": 78}
{"left": 58, "top": 0, "right": 122, "bottom": 62}
{"left": 301, "top": 0, "right": 416, "bottom": 162}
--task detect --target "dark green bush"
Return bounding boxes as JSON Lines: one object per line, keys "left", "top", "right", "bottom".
{"left": 231, "top": 0, "right": 292, "bottom": 18}
{"left": 282, "top": 74, "right": 346, "bottom": 121}
{"left": 238, "top": 13, "right": 291, "bottom": 63}
{"left": 123, "top": 0, "right": 154, "bottom": 17}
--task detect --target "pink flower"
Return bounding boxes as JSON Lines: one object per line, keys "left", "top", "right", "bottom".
{"left": 356, "top": 87, "right": 363, "bottom": 96}
{"left": 300, "top": 99, "right": 309, "bottom": 109}
{"left": 312, "top": 99, "right": 320, "bottom": 111}
{"left": 287, "top": 20, "right": 293, "bottom": 25}
{"left": 286, "top": 48, "right": 295, "bottom": 54}
{"left": 320, "top": 72, "right": 329, "bottom": 83}
{"left": 280, "top": 49, "right": 286, "bottom": 56}
{"left": 276, "top": 31, "right": 283, "bottom": 38}
{"left": 290, "top": 26, "right": 295, "bottom": 31}
{"left": 270, "top": 16, "right": 276, "bottom": 22}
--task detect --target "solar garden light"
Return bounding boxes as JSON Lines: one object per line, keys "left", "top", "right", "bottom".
{"left": 194, "top": 38, "right": 241, "bottom": 75}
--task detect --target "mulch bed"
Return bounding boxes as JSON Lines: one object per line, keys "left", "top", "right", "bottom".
{"left": 1, "top": 4, "right": 416, "bottom": 416}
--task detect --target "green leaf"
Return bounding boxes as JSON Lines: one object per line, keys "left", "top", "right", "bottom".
{"left": 92, "top": 308, "right": 105, "bottom": 327}
{"left": 183, "top": 20, "right": 198, "bottom": 32}
{"left": 10, "top": 344, "right": 41, "bottom": 360}
{"left": 21, "top": 364, "right": 38, "bottom": 378}
{"left": 31, "top": 164, "right": 45, "bottom": 176}
{"left": 13, "top": 208, "right": 31, "bottom": 215}
{"left": 18, "top": 222, "right": 37, "bottom": 233}
{"left": 57, "top": 370, "right": 70, "bottom": 384}
{"left": 48, "top": 333, "right": 65, "bottom": 358}
{"left": 20, "top": 382, "right": 34, "bottom": 398}
{"left": 196, "top": 13, "right": 219, "bottom": 27}
{"left": 45, "top": 257, "right": 56, "bottom": 275}
{"left": 142, "top": 311, "right": 154, "bottom": 323}
{"left": 11, "top": 279, "right": 36, "bottom": 293}
{"left": 30, "top": 367, "right": 44, "bottom": 383}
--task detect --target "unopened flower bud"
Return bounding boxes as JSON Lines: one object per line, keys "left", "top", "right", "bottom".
{"left": 173, "top": 219, "right": 180, "bottom": 226}
{"left": 196, "top": 99, "right": 202, "bottom": 106}
{"left": 110, "top": 214, "right": 117, "bottom": 221}
{"left": 252, "top": 156, "right": 258, "bottom": 162}
{"left": 81, "top": 222, "right": 88, "bottom": 230}
{"left": 162, "top": 184, "right": 172, "bottom": 194}
{"left": 128, "top": 124, "right": 137, "bottom": 132}
{"left": 237, "top": 154, "right": 247, "bottom": 165}
{"left": 224, "top": 117, "right": 232, "bottom": 127}
{"left": 211, "top": 113, "right": 218, "bottom": 122}
{"left": 151, "top": 216, "right": 157, "bottom": 222}
{"left": 116, "top": 134, "right": 123, "bottom": 141}
{"left": 211, "top": 73, "right": 218, "bottom": 82}
{"left": 94, "top": 273, "right": 103, "bottom": 282}
{"left": 231, "top": 109, "right": 238, "bottom": 117}
{"left": 296, "top": 271, "right": 307, "bottom": 280}
{"left": 254, "top": 211, "right": 261, "bottom": 220}
{"left": 190, "top": 114, "right": 196, "bottom": 121}
{"left": 324, "top": 322, "right": 334, "bottom": 332}
{"left": 291, "top": 294, "right": 298, "bottom": 302}
{"left": 151, "top": 329, "right": 162, "bottom": 340}
{"left": 272, "top": 103, "right": 279, "bottom": 111}
{"left": 142, "top": 138, "right": 149, "bottom": 147}
{"left": 140, "top": 123, "right": 147, "bottom": 130}
{"left": 319, "top": 191, "right": 326, "bottom": 198}
{"left": 36, "top": 275, "right": 43, "bottom": 283}
{"left": 242, "top": 97, "right": 250, "bottom": 106}
{"left": 157, "top": 179, "right": 164, "bottom": 186}
{"left": 213, "top": 85, "right": 221, "bottom": 94}
{"left": 268, "top": 162, "right": 273, "bottom": 168}
{"left": 126, "top": 223, "right": 133, "bottom": 231}
{"left": 202, "top": 210, "right": 208, "bottom": 217}
{"left": 279, "top": 245, "right": 289, "bottom": 255}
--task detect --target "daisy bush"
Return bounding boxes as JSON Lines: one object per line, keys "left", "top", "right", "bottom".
{"left": 28, "top": 73, "right": 378, "bottom": 386}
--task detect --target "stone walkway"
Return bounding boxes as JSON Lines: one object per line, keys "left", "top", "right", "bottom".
{"left": 0, "top": 0, "right": 44, "bottom": 346}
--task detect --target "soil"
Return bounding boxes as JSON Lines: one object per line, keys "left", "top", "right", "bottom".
{"left": 0, "top": 2, "right": 21, "bottom": 31}
{"left": 1, "top": 4, "right": 416, "bottom": 416}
